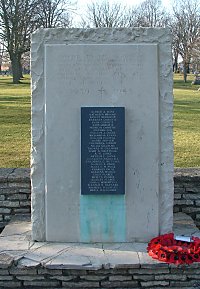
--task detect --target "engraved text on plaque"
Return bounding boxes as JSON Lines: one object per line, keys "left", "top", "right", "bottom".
{"left": 81, "top": 107, "right": 125, "bottom": 195}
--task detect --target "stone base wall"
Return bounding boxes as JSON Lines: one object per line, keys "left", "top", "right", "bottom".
{"left": 1, "top": 260, "right": 200, "bottom": 288}
{"left": 174, "top": 168, "right": 200, "bottom": 228}
{"left": 0, "top": 168, "right": 200, "bottom": 231}
{"left": 0, "top": 169, "right": 30, "bottom": 231}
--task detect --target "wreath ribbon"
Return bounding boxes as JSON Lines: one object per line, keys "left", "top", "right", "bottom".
{"left": 147, "top": 233, "right": 200, "bottom": 265}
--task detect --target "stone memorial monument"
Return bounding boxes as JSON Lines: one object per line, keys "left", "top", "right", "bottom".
{"left": 31, "top": 28, "right": 173, "bottom": 242}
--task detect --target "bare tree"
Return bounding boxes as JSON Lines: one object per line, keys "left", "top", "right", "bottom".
{"left": 86, "top": 1, "right": 128, "bottom": 28}
{"left": 0, "top": 0, "right": 76, "bottom": 83}
{"left": 0, "top": 0, "right": 39, "bottom": 83}
{"left": 172, "top": 0, "right": 200, "bottom": 82}
{"left": 35, "top": 0, "right": 75, "bottom": 28}
{"left": 128, "top": 0, "right": 169, "bottom": 27}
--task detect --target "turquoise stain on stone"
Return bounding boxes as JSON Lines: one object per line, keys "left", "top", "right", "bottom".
{"left": 80, "top": 195, "right": 126, "bottom": 242}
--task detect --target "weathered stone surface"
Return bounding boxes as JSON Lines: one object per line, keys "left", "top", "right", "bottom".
{"left": 23, "top": 280, "right": 60, "bottom": 287}
{"left": 174, "top": 194, "right": 182, "bottom": 199}
{"left": 140, "top": 280, "right": 169, "bottom": 287}
{"left": 183, "top": 194, "right": 200, "bottom": 200}
{"left": 8, "top": 168, "right": 30, "bottom": 183}
{"left": 0, "top": 208, "right": 11, "bottom": 214}
{"left": 9, "top": 267, "right": 37, "bottom": 275}
{"left": 103, "top": 243, "right": 140, "bottom": 269}
{"left": 129, "top": 268, "right": 170, "bottom": 274}
{"left": 155, "top": 274, "right": 187, "bottom": 281}
{"left": 31, "top": 28, "right": 173, "bottom": 242}
{"left": 38, "top": 268, "right": 62, "bottom": 275}
{"left": 0, "top": 275, "right": 13, "bottom": 280}
{"left": 138, "top": 252, "right": 168, "bottom": 269}
{"left": 50, "top": 275, "right": 76, "bottom": 281}
{"left": 174, "top": 200, "right": 194, "bottom": 205}
{"left": 80, "top": 275, "right": 107, "bottom": 281}
{"left": 0, "top": 169, "right": 14, "bottom": 182}
{"left": 62, "top": 281, "right": 100, "bottom": 287}
{"left": 133, "top": 275, "right": 154, "bottom": 281}
{"left": 0, "top": 253, "right": 13, "bottom": 268}
{"left": 109, "top": 275, "right": 132, "bottom": 281}
{"left": 16, "top": 275, "right": 45, "bottom": 281}
{"left": 0, "top": 281, "right": 21, "bottom": 287}
{"left": 17, "top": 258, "right": 40, "bottom": 268}
{"left": 101, "top": 281, "right": 138, "bottom": 287}
{"left": 0, "top": 201, "right": 20, "bottom": 207}
{"left": 170, "top": 280, "right": 196, "bottom": 287}
{"left": 182, "top": 207, "right": 200, "bottom": 213}
{"left": 7, "top": 194, "right": 27, "bottom": 200}
{"left": 0, "top": 269, "right": 9, "bottom": 275}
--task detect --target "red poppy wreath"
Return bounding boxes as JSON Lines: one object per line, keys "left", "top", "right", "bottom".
{"left": 147, "top": 233, "right": 200, "bottom": 265}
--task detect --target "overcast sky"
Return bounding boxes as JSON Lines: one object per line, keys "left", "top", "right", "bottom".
{"left": 77, "top": 0, "right": 173, "bottom": 11}
{"left": 75, "top": 0, "right": 173, "bottom": 24}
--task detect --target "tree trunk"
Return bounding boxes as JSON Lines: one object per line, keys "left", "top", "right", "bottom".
{"left": 183, "top": 63, "right": 187, "bottom": 83}
{"left": 10, "top": 53, "right": 22, "bottom": 84}
{"left": 173, "top": 55, "right": 178, "bottom": 73}
{"left": 19, "top": 59, "right": 23, "bottom": 79}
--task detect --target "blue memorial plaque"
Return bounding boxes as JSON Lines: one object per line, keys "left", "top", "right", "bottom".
{"left": 81, "top": 107, "right": 125, "bottom": 195}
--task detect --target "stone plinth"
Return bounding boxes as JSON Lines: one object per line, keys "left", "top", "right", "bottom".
{"left": 31, "top": 28, "right": 173, "bottom": 242}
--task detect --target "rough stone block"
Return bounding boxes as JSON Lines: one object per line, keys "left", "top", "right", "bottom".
{"left": 50, "top": 275, "right": 76, "bottom": 281}
{"left": 129, "top": 268, "right": 170, "bottom": 274}
{"left": 80, "top": 275, "right": 107, "bottom": 281}
{"left": 62, "top": 281, "right": 100, "bottom": 287}
{"left": 13, "top": 208, "right": 30, "bottom": 213}
{"left": 8, "top": 182, "right": 30, "bottom": 189}
{"left": 187, "top": 274, "right": 200, "bottom": 279}
{"left": 62, "top": 269, "right": 87, "bottom": 276}
{"left": 0, "top": 208, "right": 11, "bottom": 214}
{"left": 7, "top": 194, "right": 27, "bottom": 200}
{"left": 0, "top": 201, "right": 19, "bottom": 208}
{"left": 0, "top": 196, "right": 5, "bottom": 201}
{"left": 155, "top": 274, "right": 187, "bottom": 281}
{"left": 174, "top": 200, "right": 194, "bottom": 206}
{"left": 133, "top": 275, "right": 154, "bottom": 281}
{"left": 185, "top": 186, "right": 200, "bottom": 193}
{"left": 4, "top": 215, "right": 11, "bottom": 221}
{"left": 140, "top": 280, "right": 169, "bottom": 287}
{"left": 7, "top": 168, "right": 30, "bottom": 182}
{"left": 0, "top": 281, "right": 22, "bottom": 287}
{"left": 182, "top": 207, "right": 200, "bottom": 213}
{"left": 0, "top": 275, "right": 13, "bottom": 280}
{"left": 174, "top": 194, "right": 182, "bottom": 199}
{"left": 38, "top": 268, "right": 62, "bottom": 275}
{"left": 23, "top": 280, "right": 60, "bottom": 287}
{"left": 0, "top": 253, "right": 13, "bottom": 269}
{"left": 0, "top": 269, "right": 9, "bottom": 275}
{"left": 195, "top": 200, "right": 200, "bottom": 206}
{"left": 19, "top": 200, "right": 31, "bottom": 207}
{"left": 109, "top": 275, "right": 132, "bottom": 281}
{"left": 183, "top": 194, "right": 200, "bottom": 200}
{"left": 170, "top": 280, "right": 196, "bottom": 287}
{"left": 100, "top": 281, "right": 138, "bottom": 287}
{"left": 10, "top": 267, "right": 37, "bottom": 275}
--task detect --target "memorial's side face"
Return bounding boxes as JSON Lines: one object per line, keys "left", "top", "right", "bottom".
{"left": 31, "top": 29, "right": 173, "bottom": 242}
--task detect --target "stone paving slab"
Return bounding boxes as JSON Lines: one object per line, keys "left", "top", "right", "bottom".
{"left": 0, "top": 213, "right": 200, "bottom": 271}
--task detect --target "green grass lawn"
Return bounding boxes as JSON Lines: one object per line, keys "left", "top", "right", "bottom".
{"left": 0, "top": 76, "right": 30, "bottom": 167}
{"left": 0, "top": 73, "right": 199, "bottom": 167}
{"left": 174, "top": 73, "right": 200, "bottom": 167}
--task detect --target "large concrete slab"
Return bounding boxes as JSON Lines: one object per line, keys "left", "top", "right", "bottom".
{"left": 31, "top": 28, "right": 173, "bottom": 242}
{"left": 0, "top": 213, "right": 199, "bottom": 270}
